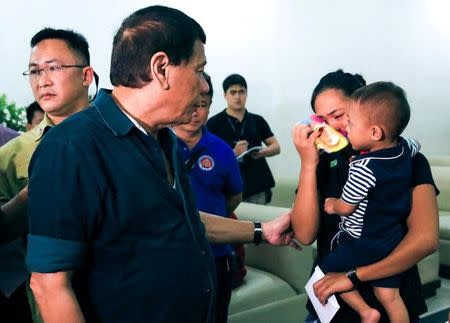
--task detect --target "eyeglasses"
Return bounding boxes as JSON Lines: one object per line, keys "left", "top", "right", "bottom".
{"left": 22, "top": 64, "right": 87, "bottom": 80}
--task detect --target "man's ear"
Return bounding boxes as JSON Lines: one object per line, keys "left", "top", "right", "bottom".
{"left": 150, "top": 51, "right": 170, "bottom": 90}
{"left": 370, "top": 125, "right": 384, "bottom": 141}
{"left": 82, "top": 66, "right": 94, "bottom": 87}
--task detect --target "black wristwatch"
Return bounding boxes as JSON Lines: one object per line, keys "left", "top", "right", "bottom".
{"left": 346, "top": 268, "right": 362, "bottom": 287}
{"left": 253, "top": 222, "right": 263, "bottom": 245}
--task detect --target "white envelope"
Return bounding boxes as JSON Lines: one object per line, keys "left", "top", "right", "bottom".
{"left": 305, "top": 266, "right": 340, "bottom": 323}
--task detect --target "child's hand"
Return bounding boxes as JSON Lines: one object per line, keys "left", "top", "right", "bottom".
{"left": 324, "top": 198, "right": 337, "bottom": 214}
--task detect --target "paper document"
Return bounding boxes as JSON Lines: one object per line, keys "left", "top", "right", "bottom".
{"left": 236, "top": 146, "right": 263, "bottom": 160}
{"left": 305, "top": 266, "right": 340, "bottom": 323}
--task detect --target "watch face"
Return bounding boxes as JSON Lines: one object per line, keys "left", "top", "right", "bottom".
{"left": 346, "top": 269, "right": 360, "bottom": 286}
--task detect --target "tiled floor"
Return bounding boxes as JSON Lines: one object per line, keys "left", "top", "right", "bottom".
{"left": 421, "top": 277, "right": 450, "bottom": 322}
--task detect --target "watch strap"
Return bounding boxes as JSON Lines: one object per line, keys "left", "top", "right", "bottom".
{"left": 346, "top": 268, "right": 362, "bottom": 287}
{"left": 253, "top": 222, "right": 263, "bottom": 245}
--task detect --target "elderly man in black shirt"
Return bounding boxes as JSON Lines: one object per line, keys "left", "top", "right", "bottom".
{"left": 26, "top": 6, "right": 294, "bottom": 323}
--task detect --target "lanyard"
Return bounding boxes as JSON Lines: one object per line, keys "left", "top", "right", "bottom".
{"left": 226, "top": 116, "right": 246, "bottom": 140}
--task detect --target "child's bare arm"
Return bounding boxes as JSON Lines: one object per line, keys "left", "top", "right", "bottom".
{"left": 324, "top": 197, "right": 357, "bottom": 216}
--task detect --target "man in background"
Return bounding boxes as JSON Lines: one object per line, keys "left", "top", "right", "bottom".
{"left": 207, "top": 73, "right": 280, "bottom": 205}
{"left": 0, "top": 28, "right": 94, "bottom": 322}
{"left": 0, "top": 125, "right": 18, "bottom": 147}
{"left": 174, "top": 72, "right": 242, "bottom": 323}
{"left": 25, "top": 102, "right": 44, "bottom": 131}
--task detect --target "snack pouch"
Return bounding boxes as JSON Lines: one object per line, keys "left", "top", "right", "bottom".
{"left": 303, "top": 115, "right": 348, "bottom": 153}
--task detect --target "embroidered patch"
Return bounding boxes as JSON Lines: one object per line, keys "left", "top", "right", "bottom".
{"left": 330, "top": 159, "right": 338, "bottom": 168}
{"left": 198, "top": 155, "right": 215, "bottom": 171}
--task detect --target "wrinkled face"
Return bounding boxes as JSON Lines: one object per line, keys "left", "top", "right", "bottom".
{"left": 176, "top": 94, "right": 211, "bottom": 133}
{"left": 27, "top": 39, "right": 90, "bottom": 118}
{"left": 346, "top": 101, "right": 372, "bottom": 151}
{"left": 224, "top": 85, "right": 247, "bottom": 111}
{"left": 313, "top": 89, "right": 350, "bottom": 134}
{"left": 168, "top": 40, "right": 209, "bottom": 125}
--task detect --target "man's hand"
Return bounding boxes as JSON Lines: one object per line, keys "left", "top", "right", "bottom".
{"left": 324, "top": 197, "right": 337, "bottom": 214}
{"left": 262, "top": 212, "right": 298, "bottom": 248}
{"left": 313, "top": 272, "right": 354, "bottom": 305}
{"left": 249, "top": 150, "right": 263, "bottom": 160}
{"left": 233, "top": 140, "right": 249, "bottom": 157}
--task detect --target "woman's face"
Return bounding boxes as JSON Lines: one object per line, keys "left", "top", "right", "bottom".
{"left": 313, "top": 89, "right": 351, "bottom": 134}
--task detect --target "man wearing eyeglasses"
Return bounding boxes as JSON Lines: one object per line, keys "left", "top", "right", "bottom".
{"left": 25, "top": 6, "right": 295, "bottom": 323}
{"left": 0, "top": 28, "right": 94, "bottom": 323}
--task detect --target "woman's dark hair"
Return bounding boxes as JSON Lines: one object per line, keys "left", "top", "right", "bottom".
{"left": 110, "top": 5, "right": 206, "bottom": 88}
{"left": 310, "top": 69, "right": 366, "bottom": 111}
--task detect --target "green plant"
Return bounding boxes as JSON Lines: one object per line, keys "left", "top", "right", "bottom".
{"left": 0, "top": 94, "right": 26, "bottom": 132}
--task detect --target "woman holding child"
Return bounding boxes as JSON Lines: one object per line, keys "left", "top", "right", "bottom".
{"left": 291, "top": 70, "right": 439, "bottom": 322}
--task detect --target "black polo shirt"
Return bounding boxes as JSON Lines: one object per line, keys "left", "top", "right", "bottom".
{"left": 26, "top": 89, "right": 216, "bottom": 323}
{"left": 206, "top": 109, "right": 275, "bottom": 197}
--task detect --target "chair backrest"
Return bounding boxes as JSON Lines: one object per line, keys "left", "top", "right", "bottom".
{"left": 428, "top": 155, "right": 450, "bottom": 211}
{"left": 268, "top": 177, "right": 297, "bottom": 208}
{"left": 235, "top": 202, "right": 313, "bottom": 294}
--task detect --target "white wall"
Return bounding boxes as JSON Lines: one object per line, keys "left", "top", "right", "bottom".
{"left": 1, "top": 0, "right": 449, "bottom": 179}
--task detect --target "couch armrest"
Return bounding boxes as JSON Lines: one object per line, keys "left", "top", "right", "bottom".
{"left": 234, "top": 202, "right": 313, "bottom": 293}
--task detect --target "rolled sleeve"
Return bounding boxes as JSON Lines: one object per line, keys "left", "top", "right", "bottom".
{"left": 27, "top": 133, "right": 102, "bottom": 273}
{"left": 26, "top": 234, "right": 86, "bottom": 273}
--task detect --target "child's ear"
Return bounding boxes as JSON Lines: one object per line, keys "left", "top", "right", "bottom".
{"left": 370, "top": 125, "right": 384, "bottom": 141}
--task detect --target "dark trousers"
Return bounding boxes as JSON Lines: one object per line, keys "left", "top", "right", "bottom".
{"left": 215, "top": 255, "right": 233, "bottom": 323}
{"left": 0, "top": 282, "right": 33, "bottom": 323}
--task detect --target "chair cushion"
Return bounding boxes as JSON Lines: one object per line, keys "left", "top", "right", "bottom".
{"left": 440, "top": 214, "right": 450, "bottom": 240}
{"left": 439, "top": 214, "right": 450, "bottom": 267}
{"left": 432, "top": 166, "right": 450, "bottom": 211}
{"left": 229, "top": 266, "right": 297, "bottom": 314}
{"left": 418, "top": 251, "right": 440, "bottom": 284}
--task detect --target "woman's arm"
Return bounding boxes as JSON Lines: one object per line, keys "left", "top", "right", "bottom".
{"left": 290, "top": 124, "right": 322, "bottom": 245}
{"left": 313, "top": 183, "right": 439, "bottom": 303}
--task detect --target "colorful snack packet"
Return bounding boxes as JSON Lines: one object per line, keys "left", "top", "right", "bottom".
{"left": 302, "top": 115, "right": 348, "bottom": 153}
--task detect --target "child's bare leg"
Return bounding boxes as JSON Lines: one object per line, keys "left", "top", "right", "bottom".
{"left": 374, "top": 286, "right": 409, "bottom": 323}
{"left": 340, "top": 290, "right": 380, "bottom": 323}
